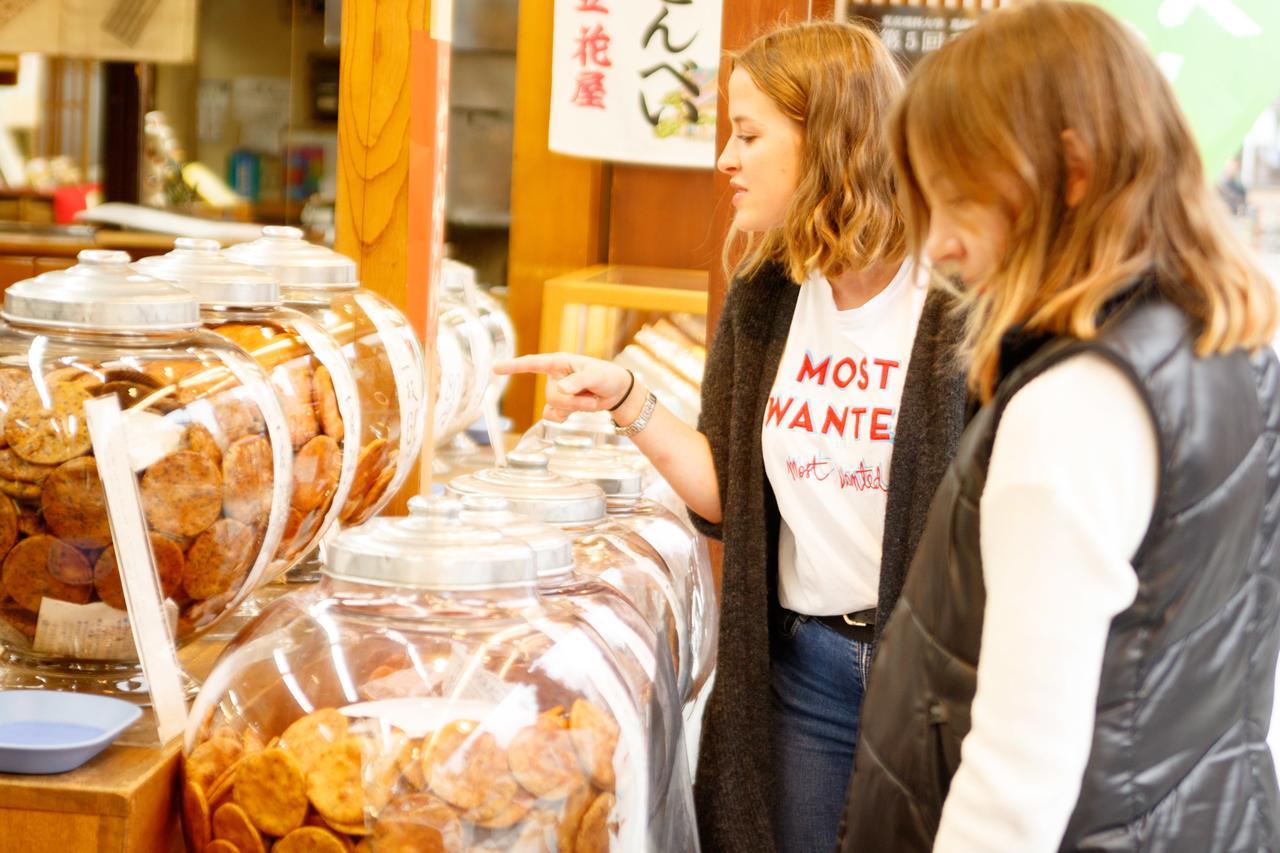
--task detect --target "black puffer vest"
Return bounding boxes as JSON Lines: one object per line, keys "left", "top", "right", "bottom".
{"left": 839, "top": 288, "right": 1280, "bottom": 852}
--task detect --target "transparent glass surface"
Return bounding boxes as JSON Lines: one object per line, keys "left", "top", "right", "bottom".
{"left": 183, "top": 575, "right": 698, "bottom": 851}
{"left": 284, "top": 287, "right": 427, "bottom": 526}
{"left": 605, "top": 498, "right": 718, "bottom": 705}
{"left": 0, "top": 324, "right": 289, "bottom": 672}
{"left": 202, "top": 306, "right": 358, "bottom": 580}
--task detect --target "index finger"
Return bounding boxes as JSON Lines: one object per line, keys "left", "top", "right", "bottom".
{"left": 493, "top": 353, "right": 578, "bottom": 379}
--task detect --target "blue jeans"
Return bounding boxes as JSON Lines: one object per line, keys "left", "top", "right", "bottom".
{"left": 771, "top": 609, "right": 872, "bottom": 853}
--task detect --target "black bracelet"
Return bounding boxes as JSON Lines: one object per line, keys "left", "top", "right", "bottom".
{"left": 609, "top": 369, "right": 636, "bottom": 412}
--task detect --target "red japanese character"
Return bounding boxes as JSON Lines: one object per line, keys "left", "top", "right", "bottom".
{"left": 573, "top": 24, "right": 612, "bottom": 68}
{"left": 572, "top": 71, "right": 607, "bottom": 109}
{"left": 575, "top": 0, "right": 608, "bottom": 11}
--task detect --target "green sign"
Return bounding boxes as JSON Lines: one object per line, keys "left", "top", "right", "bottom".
{"left": 1090, "top": 0, "right": 1280, "bottom": 176}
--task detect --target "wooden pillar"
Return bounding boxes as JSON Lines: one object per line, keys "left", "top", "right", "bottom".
{"left": 335, "top": 0, "right": 449, "bottom": 511}
{"left": 706, "top": 0, "right": 836, "bottom": 332}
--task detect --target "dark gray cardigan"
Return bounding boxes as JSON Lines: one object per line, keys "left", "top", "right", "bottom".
{"left": 687, "top": 261, "right": 968, "bottom": 852}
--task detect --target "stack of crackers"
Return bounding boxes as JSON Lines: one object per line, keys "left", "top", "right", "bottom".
{"left": 184, "top": 700, "right": 622, "bottom": 852}
{"left": 0, "top": 359, "right": 277, "bottom": 647}
{"left": 209, "top": 321, "right": 349, "bottom": 565}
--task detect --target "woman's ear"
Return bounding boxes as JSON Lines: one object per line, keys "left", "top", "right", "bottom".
{"left": 1061, "top": 129, "right": 1092, "bottom": 208}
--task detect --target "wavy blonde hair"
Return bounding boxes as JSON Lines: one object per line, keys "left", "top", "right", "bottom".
{"left": 891, "top": 1, "right": 1278, "bottom": 402}
{"left": 725, "top": 20, "right": 907, "bottom": 284}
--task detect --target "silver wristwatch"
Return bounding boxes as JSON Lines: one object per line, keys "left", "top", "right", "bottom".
{"left": 613, "top": 390, "right": 657, "bottom": 437}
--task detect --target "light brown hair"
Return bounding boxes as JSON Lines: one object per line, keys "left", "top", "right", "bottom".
{"left": 726, "top": 20, "right": 907, "bottom": 284}
{"left": 891, "top": 0, "right": 1278, "bottom": 402}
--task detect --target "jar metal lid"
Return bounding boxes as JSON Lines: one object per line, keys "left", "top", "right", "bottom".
{"left": 446, "top": 452, "right": 607, "bottom": 525}
{"left": 325, "top": 497, "right": 536, "bottom": 588}
{"left": 224, "top": 226, "right": 357, "bottom": 289}
{"left": 134, "top": 238, "right": 281, "bottom": 308}
{"left": 3, "top": 249, "right": 201, "bottom": 332}
{"left": 544, "top": 439, "right": 645, "bottom": 499}
{"left": 428, "top": 493, "right": 576, "bottom": 578}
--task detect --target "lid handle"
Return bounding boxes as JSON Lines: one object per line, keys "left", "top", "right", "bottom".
{"left": 506, "top": 451, "right": 550, "bottom": 471}
{"left": 174, "top": 237, "right": 221, "bottom": 252}
{"left": 408, "top": 495, "right": 463, "bottom": 520}
{"left": 77, "top": 249, "right": 131, "bottom": 265}
{"left": 459, "top": 494, "right": 511, "bottom": 513}
{"left": 262, "top": 225, "right": 305, "bottom": 240}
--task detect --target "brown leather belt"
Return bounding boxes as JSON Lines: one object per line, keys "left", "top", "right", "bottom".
{"left": 814, "top": 608, "right": 877, "bottom": 644}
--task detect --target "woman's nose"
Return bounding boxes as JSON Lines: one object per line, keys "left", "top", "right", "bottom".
{"left": 717, "top": 142, "right": 738, "bottom": 175}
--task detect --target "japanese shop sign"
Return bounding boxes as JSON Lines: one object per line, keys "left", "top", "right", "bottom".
{"left": 840, "top": 4, "right": 981, "bottom": 68}
{"left": 549, "top": 0, "right": 722, "bottom": 169}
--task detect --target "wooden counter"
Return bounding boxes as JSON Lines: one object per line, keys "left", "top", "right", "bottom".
{"left": 0, "top": 739, "right": 183, "bottom": 853}
{"left": 0, "top": 636, "right": 229, "bottom": 852}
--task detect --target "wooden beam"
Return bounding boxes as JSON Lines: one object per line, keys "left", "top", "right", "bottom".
{"left": 335, "top": 0, "right": 444, "bottom": 512}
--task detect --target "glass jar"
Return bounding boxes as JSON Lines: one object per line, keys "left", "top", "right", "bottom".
{"left": 445, "top": 493, "right": 691, "bottom": 795}
{"left": 446, "top": 453, "right": 692, "bottom": 706}
{"left": 520, "top": 413, "right": 696, "bottom": 528}
{"left": 436, "top": 291, "right": 493, "bottom": 446}
{"left": 136, "top": 239, "right": 361, "bottom": 580}
{"left": 226, "top": 226, "right": 427, "bottom": 526}
{"left": 0, "top": 251, "right": 291, "bottom": 692}
{"left": 183, "top": 497, "right": 698, "bottom": 851}
{"left": 543, "top": 441, "right": 718, "bottom": 709}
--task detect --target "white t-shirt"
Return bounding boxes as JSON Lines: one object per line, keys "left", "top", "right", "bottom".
{"left": 761, "top": 262, "right": 927, "bottom": 616}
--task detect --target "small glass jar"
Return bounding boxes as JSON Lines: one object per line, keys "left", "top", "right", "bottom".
{"left": 446, "top": 493, "right": 692, "bottom": 795}
{"left": 136, "top": 239, "right": 361, "bottom": 580}
{"left": 446, "top": 453, "right": 693, "bottom": 706}
{"left": 543, "top": 440, "right": 718, "bottom": 710}
{"left": 0, "top": 251, "right": 291, "bottom": 692}
{"left": 226, "top": 227, "right": 427, "bottom": 526}
{"left": 183, "top": 497, "right": 698, "bottom": 851}
{"left": 520, "top": 412, "right": 697, "bottom": 528}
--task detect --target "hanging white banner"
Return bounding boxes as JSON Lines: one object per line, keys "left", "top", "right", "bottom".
{"left": 549, "top": 0, "right": 722, "bottom": 169}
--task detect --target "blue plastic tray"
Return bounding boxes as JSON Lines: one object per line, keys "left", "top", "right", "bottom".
{"left": 0, "top": 690, "right": 141, "bottom": 774}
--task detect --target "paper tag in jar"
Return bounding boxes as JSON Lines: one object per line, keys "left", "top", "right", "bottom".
{"left": 354, "top": 292, "right": 428, "bottom": 498}
{"left": 33, "top": 599, "right": 179, "bottom": 661}
{"left": 123, "top": 409, "right": 184, "bottom": 472}
{"left": 439, "top": 645, "right": 510, "bottom": 705}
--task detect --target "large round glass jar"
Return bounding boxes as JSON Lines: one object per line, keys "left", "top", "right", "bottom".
{"left": 182, "top": 498, "right": 697, "bottom": 851}
{"left": 226, "top": 226, "right": 427, "bottom": 526}
{"left": 136, "top": 239, "right": 361, "bottom": 579}
{"left": 446, "top": 453, "right": 692, "bottom": 706}
{"left": 543, "top": 441, "right": 718, "bottom": 709}
{"left": 0, "top": 251, "right": 291, "bottom": 690}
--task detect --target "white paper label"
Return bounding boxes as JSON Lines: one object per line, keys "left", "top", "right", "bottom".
{"left": 440, "top": 644, "right": 510, "bottom": 705}
{"left": 123, "top": 409, "right": 184, "bottom": 472}
{"left": 354, "top": 291, "right": 428, "bottom": 501}
{"left": 33, "top": 599, "right": 178, "bottom": 661}
{"left": 291, "top": 315, "right": 362, "bottom": 541}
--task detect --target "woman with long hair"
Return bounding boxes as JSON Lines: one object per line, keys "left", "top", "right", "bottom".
{"left": 840, "top": 3, "right": 1280, "bottom": 851}
{"left": 498, "top": 20, "right": 967, "bottom": 852}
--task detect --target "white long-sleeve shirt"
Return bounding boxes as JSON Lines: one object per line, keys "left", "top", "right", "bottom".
{"left": 933, "top": 352, "right": 1158, "bottom": 852}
